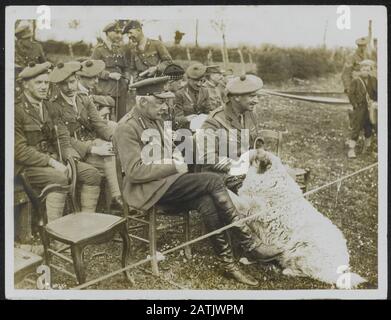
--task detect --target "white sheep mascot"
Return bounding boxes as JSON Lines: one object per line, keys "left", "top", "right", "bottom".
{"left": 229, "top": 150, "right": 366, "bottom": 289}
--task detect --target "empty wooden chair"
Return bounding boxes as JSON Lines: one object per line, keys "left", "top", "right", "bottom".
{"left": 19, "top": 157, "right": 132, "bottom": 284}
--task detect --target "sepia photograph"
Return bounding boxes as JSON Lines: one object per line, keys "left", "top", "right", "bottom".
{"left": 4, "top": 5, "right": 387, "bottom": 300}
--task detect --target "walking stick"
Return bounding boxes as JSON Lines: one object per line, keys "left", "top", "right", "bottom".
{"left": 115, "top": 79, "right": 119, "bottom": 121}
{"left": 53, "top": 125, "right": 63, "bottom": 163}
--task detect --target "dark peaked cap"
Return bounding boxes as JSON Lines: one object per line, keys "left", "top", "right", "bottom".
{"left": 129, "top": 76, "right": 175, "bottom": 98}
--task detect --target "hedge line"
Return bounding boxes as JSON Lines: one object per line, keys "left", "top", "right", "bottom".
{"left": 41, "top": 40, "right": 350, "bottom": 83}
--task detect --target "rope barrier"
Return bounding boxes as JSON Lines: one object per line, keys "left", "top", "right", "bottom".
{"left": 72, "top": 162, "right": 378, "bottom": 290}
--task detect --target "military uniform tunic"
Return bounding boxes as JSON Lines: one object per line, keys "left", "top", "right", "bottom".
{"left": 129, "top": 38, "right": 172, "bottom": 78}
{"left": 198, "top": 103, "right": 261, "bottom": 171}
{"left": 14, "top": 93, "right": 72, "bottom": 188}
{"left": 15, "top": 39, "right": 46, "bottom": 68}
{"left": 91, "top": 40, "right": 130, "bottom": 120}
{"left": 50, "top": 92, "right": 114, "bottom": 160}
{"left": 174, "top": 85, "right": 211, "bottom": 129}
{"left": 341, "top": 49, "right": 370, "bottom": 92}
{"left": 113, "top": 107, "right": 183, "bottom": 210}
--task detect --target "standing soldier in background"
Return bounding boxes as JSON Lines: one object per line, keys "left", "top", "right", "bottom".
{"left": 204, "top": 65, "right": 226, "bottom": 110}
{"left": 91, "top": 22, "right": 130, "bottom": 121}
{"left": 341, "top": 37, "right": 370, "bottom": 95}
{"left": 174, "top": 63, "right": 211, "bottom": 129}
{"left": 76, "top": 59, "right": 117, "bottom": 123}
{"left": 15, "top": 24, "right": 47, "bottom": 98}
{"left": 15, "top": 24, "right": 46, "bottom": 69}
{"left": 15, "top": 62, "right": 71, "bottom": 223}
{"left": 49, "top": 61, "right": 123, "bottom": 211}
{"left": 122, "top": 20, "right": 173, "bottom": 79}
{"left": 346, "top": 60, "right": 377, "bottom": 159}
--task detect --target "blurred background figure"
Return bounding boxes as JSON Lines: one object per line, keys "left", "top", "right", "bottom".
{"left": 346, "top": 60, "right": 377, "bottom": 159}
{"left": 91, "top": 21, "right": 130, "bottom": 121}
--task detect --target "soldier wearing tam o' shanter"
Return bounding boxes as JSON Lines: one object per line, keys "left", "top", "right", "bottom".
{"left": 49, "top": 61, "right": 124, "bottom": 211}
{"left": 198, "top": 74, "right": 265, "bottom": 184}
{"left": 76, "top": 59, "right": 117, "bottom": 122}
{"left": 15, "top": 62, "right": 75, "bottom": 223}
{"left": 173, "top": 63, "right": 212, "bottom": 129}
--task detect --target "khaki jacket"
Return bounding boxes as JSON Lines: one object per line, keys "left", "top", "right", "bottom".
{"left": 113, "top": 107, "right": 183, "bottom": 210}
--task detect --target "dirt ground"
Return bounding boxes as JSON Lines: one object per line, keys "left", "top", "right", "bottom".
{"left": 16, "top": 73, "right": 379, "bottom": 291}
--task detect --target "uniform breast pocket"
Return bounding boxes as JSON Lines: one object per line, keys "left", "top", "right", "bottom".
{"left": 23, "top": 124, "right": 44, "bottom": 145}
{"left": 144, "top": 52, "right": 159, "bottom": 66}
{"left": 104, "top": 56, "right": 116, "bottom": 68}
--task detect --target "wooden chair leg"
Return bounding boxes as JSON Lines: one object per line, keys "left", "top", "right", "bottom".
{"left": 118, "top": 223, "right": 134, "bottom": 284}
{"left": 149, "top": 207, "right": 159, "bottom": 276}
{"left": 71, "top": 244, "right": 87, "bottom": 284}
{"left": 40, "top": 229, "right": 51, "bottom": 266}
{"left": 184, "top": 212, "right": 192, "bottom": 260}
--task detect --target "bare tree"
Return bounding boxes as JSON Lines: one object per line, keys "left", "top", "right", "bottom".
{"left": 211, "top": 19, "right": 229, "bottom": 69}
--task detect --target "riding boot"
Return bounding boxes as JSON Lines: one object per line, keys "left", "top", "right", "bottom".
{"left": 202, "top": 211, "right": 259, "bottom": 286}
{"left": 363, "top": 136, "right": 372, "bottom": 153}
{"left": 212, "top": 189, "right": 283, "bottom": 263}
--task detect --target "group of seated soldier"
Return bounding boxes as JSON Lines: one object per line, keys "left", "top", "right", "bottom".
{"left": 15, "top": 57, "right": 274, "bottom": 287}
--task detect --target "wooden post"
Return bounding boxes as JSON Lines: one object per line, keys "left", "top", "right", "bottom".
{"left": 195, "top": 19, "right": 199, "bottom": 47}
{"left": 367, "top": 20, "right": 373, "bottom": 57}
{"left": 68, "top": 43, "right": 74, "bottom": 58}
{"left": 237, "top": 48, "right": 246, "bottom": 75}
{"left": 186, "top": 47, "right": 192, "bottom": 62}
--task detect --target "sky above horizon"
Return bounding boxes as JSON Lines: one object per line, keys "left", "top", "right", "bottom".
{"left": 11, "top": 5, "right": 386, "bottom": 48}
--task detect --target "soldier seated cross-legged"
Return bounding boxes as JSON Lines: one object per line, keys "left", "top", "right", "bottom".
{"left": 48, "top": 61, "right": 123, "bottom": 212}
{"left": 113, "top": 76, "right": 275, "bottom": 287}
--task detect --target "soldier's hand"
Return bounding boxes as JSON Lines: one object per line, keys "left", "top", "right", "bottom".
{"left": 109, "top": 72, "right": 122, "bottom": 81}
{"left": 146, "top": 66, "right": 158, "bottom": 76}
{"left": 91, "top": 142, "right": 115, "bottom": 156}
{"left": 49, "top": 158, "right": 69, "bottom": 176}
{"left": 173, "top": 153, "right": 188, "bottom": 174}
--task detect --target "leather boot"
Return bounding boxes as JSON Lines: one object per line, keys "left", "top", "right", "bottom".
{"left": 363, "top": 136, "right": 372, "bottom": 153}
{"left": 203, "top": 211, "right": 259, "bottom": 286}
{"left": 212, "top": 189, "right": 282, "bottom": 263}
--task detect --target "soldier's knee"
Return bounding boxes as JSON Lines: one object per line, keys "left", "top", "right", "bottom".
{"left": 48, "top": 171, "right": 68, "bottom": 186}
{"left": 203, "top": 172, "right": 225, "bottom": 190}
{"left": 79, "top": 165, "right": 102, "bottom": 186}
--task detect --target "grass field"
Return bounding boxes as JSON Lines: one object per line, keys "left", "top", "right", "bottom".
{"left": 16, "top": 73, "right": 378, "bottom": 291}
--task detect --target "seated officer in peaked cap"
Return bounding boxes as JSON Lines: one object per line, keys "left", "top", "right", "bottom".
{"left": 204, "top": 65, "right": 226, "bottom": 111}
{"left": 173, "top": 63, "right": 212, "bottom": 129}
{"left": 113, "top": 76, "right": 266, "bottom": 287}
{"left": 122, "top": 20, "right": 173, "bottom": 80}
{"left": 15, "top": 62, "right": 75, "bottom": 223}
{"left": 76, "top": 59, "right": 117, "bottom": 123}
{"left": 15, "top": 24, "right": 46, "bottom": 69}
{"left": 91, "top": 22, "right": 130, "bottom": 121}
{"left": 48, "top": 61, "right": 123, "bottom": 212}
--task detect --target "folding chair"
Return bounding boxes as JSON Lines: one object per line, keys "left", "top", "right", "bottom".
{"left": 19, "top": 157, "right": 132, "bottom": 284}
